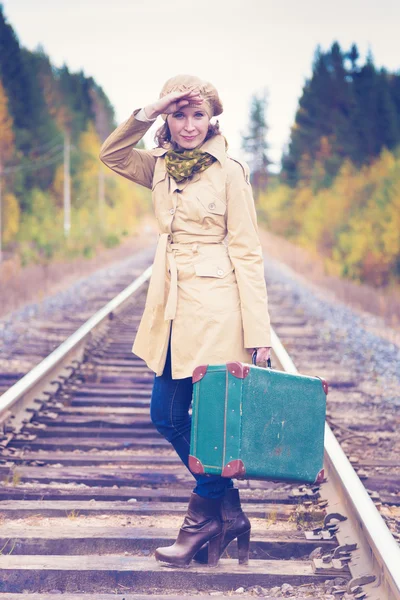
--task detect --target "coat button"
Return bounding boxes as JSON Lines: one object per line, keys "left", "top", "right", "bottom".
{"left": 208, "top": 202, "right": 216, "bottom": 210}
{"left": 217, "top": 268, "right": 224, "bottom": 277}
{"left": 169, "top": 208, "right": 175, "bottom": 215}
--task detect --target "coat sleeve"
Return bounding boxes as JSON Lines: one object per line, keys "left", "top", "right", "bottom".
{"left": 99, "top": 109, "right": 157, "bottom": 189}
{"left": 226, "top": 158, "right": 272, "bottom": 348}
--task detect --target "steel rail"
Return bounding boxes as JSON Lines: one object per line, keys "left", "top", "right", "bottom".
{"left": 0, "top": 266, "right": 152, "bottom": 424}
{"left": 1, "top": 265, "right": 399, "bottom": 598}
{"left": 272, "top": 328, "right": 400, "bottom": 600}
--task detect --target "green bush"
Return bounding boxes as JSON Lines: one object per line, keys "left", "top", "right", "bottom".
{"left": 82, "top": 245, "right": 94, "bottom": 258}
{"left": 103, "top": 233, "right": 120, "bottom": 249}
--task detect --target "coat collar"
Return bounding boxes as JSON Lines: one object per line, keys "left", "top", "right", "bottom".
{"left": 200, "top": 134, "right": 227, "bottom": 167}
{"left": 151, "top": 134, "right": 227, "bottom": 167}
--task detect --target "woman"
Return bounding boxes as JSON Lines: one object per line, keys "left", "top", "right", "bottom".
{"left": 100, "top": 74, "right": 272, "bottom": 568}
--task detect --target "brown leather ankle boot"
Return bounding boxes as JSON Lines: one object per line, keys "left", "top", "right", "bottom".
{"left": 193, "top": 488, "right": 251, "bottom": 565}
{"left": 155, "top": 492, "right": 223, "bottom": 567}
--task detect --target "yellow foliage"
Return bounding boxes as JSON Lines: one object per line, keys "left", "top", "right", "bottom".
{"left": 0, "top": 79, "right": 15, "bottom": 165}
{"left": 17, "top": 188, "right": 62, "bottom": 262}
{"left": 322, "top": 257, "right": 342, "bottom": 277}
{"left": 52, "top": 122, "right": 150, "bottom": 254}
{"left": 10, "top": 116, "right": 152, "bottom": 265}
{"left": 258, "top": 184, "right": 295, "bottom": 235}
{"left": 1, "top": 193, "right": 20, "bottom": 245}
{"left": 75, "top": 122, "right": 102, "bottom": 209}
{"left": 259, "top": 147, "right": 400, "bottom": 286}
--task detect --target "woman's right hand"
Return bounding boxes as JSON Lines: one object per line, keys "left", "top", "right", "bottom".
{"left": 144, "top": 89, "right": 204, "bottom": 120}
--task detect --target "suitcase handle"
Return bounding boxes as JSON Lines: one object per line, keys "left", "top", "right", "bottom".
{"left": 252, "top": 350, "right": 272, "bottom": 368}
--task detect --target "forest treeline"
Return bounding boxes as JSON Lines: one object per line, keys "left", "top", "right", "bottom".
{"left": 0, "top": 5, "right": 149, "bottom": 265}
{"left": 1, "top": 8, "right": 399, "bottom": 290}
{"left": 256, "top": 42, "right": 400, "bottom": 288}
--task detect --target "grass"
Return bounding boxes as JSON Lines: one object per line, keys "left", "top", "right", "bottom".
{"left": 66, "top": 509, "right": 80, "bottom": 520}
{"left": 287, "top": 506, "right": 325, "bottom": 529}
{"left": 0, "top": 222, "right": 157, "bottom": 320}
{"left": 2, "top": 470, "right": 21, "bottom": 487}
{"left": 265, "top": 509, "right": 278, "bottom": 528}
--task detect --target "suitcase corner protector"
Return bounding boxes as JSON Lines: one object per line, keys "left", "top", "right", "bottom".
{"left": 189, "top": 455, "right": 205, "bottom": 474}
{"left": 222, "top": 459, "right": 246, "bottom": 478}
{"left": 315, "top": 376, "right": 328, "bottom": 395}
{"left": 192, "top": 365, "right": 209, "bottom": 384}
{"left": 314, "top": 468, "right": 325, "bottom": 484}
{"left": 226, "top": 362, "right": 250, "bottom": 379}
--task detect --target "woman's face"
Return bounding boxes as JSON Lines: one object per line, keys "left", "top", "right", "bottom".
{"left": 168, "top": 105, "right": 210, "bottom": 150}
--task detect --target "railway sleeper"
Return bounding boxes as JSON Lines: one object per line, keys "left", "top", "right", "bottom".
{"left": 0, "top": 555, "right": 350, "bottom": 593}
{"left": 0, "top": 526, "right": 336, "bottom": 559}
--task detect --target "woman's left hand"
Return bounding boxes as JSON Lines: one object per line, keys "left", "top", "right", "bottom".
{"left": 250, "top": 347, "right": 271, "bottom": 365}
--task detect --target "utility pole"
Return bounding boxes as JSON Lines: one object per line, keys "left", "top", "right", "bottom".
{"left": 63, "top": 130, "right": 71, "bottom": 237}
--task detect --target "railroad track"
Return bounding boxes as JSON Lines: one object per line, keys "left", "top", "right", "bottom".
{"left": 0, "top": 258, "right": 399, "bottom": 599}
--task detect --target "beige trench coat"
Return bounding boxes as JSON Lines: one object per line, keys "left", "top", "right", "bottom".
{"left": 99, "top": 109, "right": 271, "bottom": 379}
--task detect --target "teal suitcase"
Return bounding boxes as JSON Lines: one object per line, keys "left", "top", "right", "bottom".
{"left": 189, "top": 360, "right": 327, "bottom": 484}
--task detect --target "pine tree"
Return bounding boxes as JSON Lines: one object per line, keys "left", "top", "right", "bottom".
{"left": 281, "top": 42, "right": 400, "bottom": 186}
{"left": 33, "top": 46, "right": 71, "bottom": 130}
{"left": 58, "top": 66, "right": 95, "bottom": 139}
{"left": 351, "top": 57, "right": 379, "bottom": 161}
{"left": 375, "top": 69, "right": 399, "bottom": 151}
{"left": 346, "top": 44, "right": 359, "bottom": 73}
{"left": 389, "top": 71, "right": 400, "bottom": 118}
{"left": 89, "top": 84, "right": 115, "bottom": 141}
{"left": 329, "top": 42, "right": 358, "bottom": 160}
{"left": 281, "top": 46, "right": 333, "bottom": 186}
{"left": 241, "top": 90, "right": 270, "bottom": 201}
{"left": 0, "top": 4, "right": 31, "bottom": 138}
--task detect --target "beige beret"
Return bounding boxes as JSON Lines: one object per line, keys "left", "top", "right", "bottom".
{"left": 159, "top": 74, "right": 223, "bottom": 121}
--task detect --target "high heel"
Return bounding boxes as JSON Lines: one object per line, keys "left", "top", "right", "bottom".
{"left": 155, "top": 493, "right": 223, "bottom": 567}
{"left": 193, "top": 488, "right": 251, "bottom": 564}
{"left": 237, "top": 528, "right": 251, "bottom": 564}
{"left": 207, "top": 532, "right": 223, "bottom": 567}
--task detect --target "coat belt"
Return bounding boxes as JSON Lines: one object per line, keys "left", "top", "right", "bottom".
{"left": 146, "top": 232, "right": 225, "bottom": 321}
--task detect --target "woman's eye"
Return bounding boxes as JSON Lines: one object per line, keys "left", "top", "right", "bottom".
{"left": 173, "top": 112, "right": 184, "bottom": 119}
{"left": 194, "top": 112, "right": 205, "bottom": 118}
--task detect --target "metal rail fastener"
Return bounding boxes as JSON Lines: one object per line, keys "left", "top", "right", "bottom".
{"left": 271, "top": 327, "right": 400, "bottom": 600}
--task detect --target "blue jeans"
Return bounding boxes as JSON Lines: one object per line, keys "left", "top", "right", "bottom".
{"left": 150, "top": 341, "right": 233, "bottom": 499}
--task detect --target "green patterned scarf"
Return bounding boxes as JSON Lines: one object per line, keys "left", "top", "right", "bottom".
{"left": 165, "top": 148, "right": 217, "bottom": 183}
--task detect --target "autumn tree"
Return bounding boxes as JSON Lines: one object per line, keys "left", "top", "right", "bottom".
{"left": 0, "top": 78, "right": 14, "bottom": 165}
{"left": 0, "top": 77, "right": 20, "bottom": 248}
{"left": 0, "top": 5, "right": 148, "bottom": 263}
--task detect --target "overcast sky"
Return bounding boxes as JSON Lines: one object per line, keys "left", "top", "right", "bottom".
{"left": 3, "top": 0, "right": 400, "bottom": 169}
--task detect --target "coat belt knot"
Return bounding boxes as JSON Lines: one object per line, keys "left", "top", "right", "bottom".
{"left": 146, "top": 232, "right": 226, "bottom": 322}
